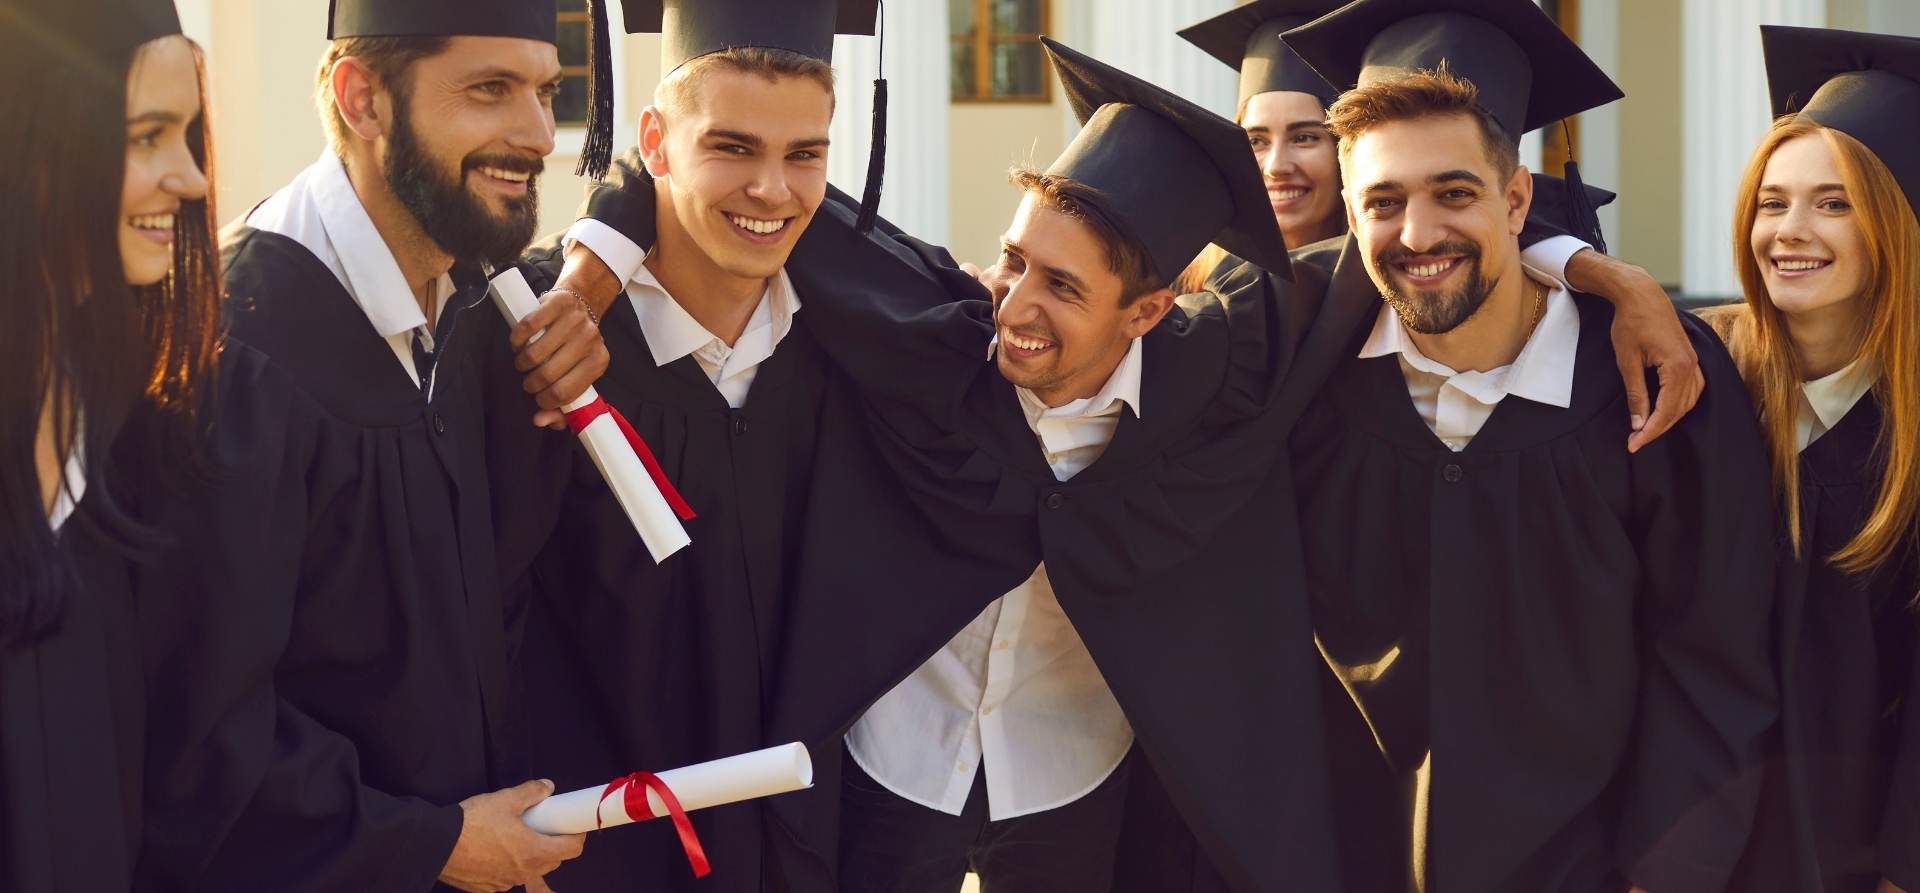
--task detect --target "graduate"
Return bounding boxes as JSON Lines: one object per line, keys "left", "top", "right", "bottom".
{"left": 0, "top": 1, "right": 218, "bottom": 888}
{"left": 484, "top": 3, "right": 886, "bottom": 891}
{"left": 1715, "top": 26, "right": 1920, "bottom": 893}
{"left": 134, "top": 2, "right": 611, "bottom": 889}
{"left": 1176, "top": 0, "right": 1704, "bottom": 452}
{"left": 1279, "top": 0, "right": 1779, "bottom": 889}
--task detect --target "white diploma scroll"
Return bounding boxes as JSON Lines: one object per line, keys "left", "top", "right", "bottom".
{"left": 522, "top": 742, "right": 814, "bottom": 835}
{"left": 488, "top": 267, "right": 692, "bottom": 564}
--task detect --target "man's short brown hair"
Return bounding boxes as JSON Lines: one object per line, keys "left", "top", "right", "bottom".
{"left": 314, "top": 36, "right": 450, "bottom": 156}
{"left": 1323, "top": 65, "right": 1519, "bottom": 182}
{"left": 1008, "top": 168, "right": 1163, "bottom": 306}
{"left": 655, "top": 47, "right": 836, "bottom": 118}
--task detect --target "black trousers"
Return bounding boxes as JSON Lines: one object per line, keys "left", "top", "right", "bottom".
{"left": 838, "top": 749, "right": 1137, "bottom": 893}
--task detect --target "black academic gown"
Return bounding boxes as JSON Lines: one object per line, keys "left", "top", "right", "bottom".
{"left": 491, "top": 177, "right": 838, "bottom": 891}
{"left": 135, "top": 227, "right": 514, "bottom": 892}
{"left": 1288, "top": 238, "right": 1778, "bottom": 893}
{"left": 544, "top": 152, "right": 1344, "bottom": 892}
{"left": 1730, "top": 396, "right": 1920, "bottom": 893}
{"left": 1, "top": 496, "right": 144, "bottom": 893}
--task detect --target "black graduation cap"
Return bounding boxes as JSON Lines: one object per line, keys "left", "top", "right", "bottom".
{"left": 329, "top": 0, "right": 618, "bottom": 180}
{"left": 1763, "top": 25, "right": 1920, "bottom": 221}
{"left": 1280, "top": 0, "right": 1622, "bottom": 147}
{"left": 1042, "top": 37, "right": 1292, "bottom": 284}
{"left": 3, "top": 0, "right": 181, "bottom": 67}
{"left": 625, "top": 0, "right": 889, "bottom": 232}
{"left": 1177, "top": 0, "right": 1342, "bottom": 109}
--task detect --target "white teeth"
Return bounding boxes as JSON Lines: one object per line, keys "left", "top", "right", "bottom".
{"left": 1006, "top": 333, "right": 1052, "bottom": 351}
{"left": 1274, "top": 187, "right": 1309, "bottom": 200}
{"left": 1405, "top": 260, "right": 1454, "bottom": 278}
{"left": 129, "top": 213, "right": 174, "bottom": 230}
{"left": 1776, "top": 259, "right": 1829, "bottom": 271}
{"left": 478, "top": 166, "right": 531, "bottom": 183}
{"left": 728, "top": 214, "right": 787, "bottom": 236}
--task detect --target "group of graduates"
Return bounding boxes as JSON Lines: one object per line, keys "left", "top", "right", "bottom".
{"left": 4, "top": 0, "right": 1919, "bottom": 890}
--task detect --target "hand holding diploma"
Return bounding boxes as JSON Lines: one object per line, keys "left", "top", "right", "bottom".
{"left": 521, "top": 743, "right": 814, "bottom": 878}
{"left": 489, "top": 267, "right": 695, "bottom": 564}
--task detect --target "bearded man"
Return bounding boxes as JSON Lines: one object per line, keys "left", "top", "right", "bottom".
{"left": 134, "top": 3, "right": 610, "bottom": 891}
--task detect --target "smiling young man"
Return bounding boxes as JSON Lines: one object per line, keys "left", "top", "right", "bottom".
{"left": 134, "top": 2, "right": 611, "bottom": 891}
{"left": 482, "top": 3, "right": 890, "bottom": 892}
{"left": 1276, "top": 1, "right": 1779, "bottom": 890}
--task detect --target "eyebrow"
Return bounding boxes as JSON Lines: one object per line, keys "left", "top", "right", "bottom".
{"left": 706, "top": 128, "right": 763, "bottom": 148}
{"left": 1759, "top": 182, "right": 1847, "bottom": 192}
{"left": 126, "top": 110, "right": 186, "bottom": 127}
{"left": 1430, "top": 169, "right": 1485, "bottom": 187}
{"left": 463, "top": 66, "right": 546, "bottom": 85}
{"left": 1285, "top": 120, "right": 1328, "bottom": 133}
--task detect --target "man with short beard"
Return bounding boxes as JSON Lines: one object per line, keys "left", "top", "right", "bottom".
{"left": 1278, "top": 1, "right": 1778, "bottom": 890}
{"left": 136, "top": 2, "right": 611, "bottom": 891}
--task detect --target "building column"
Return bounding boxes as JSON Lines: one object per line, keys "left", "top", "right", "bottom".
{"left": 1578, "top": 0, "right": 1622, "bottom": 245}
{"left": 1072, "top": 0, "right": 1237, "bottom": 117}
{"left": 1863, "top": 0, "right": 1920, "bottom": 35}
{"left": 829, "top": 0, "right": 950, "bottom": 244}
{"left": 1680, "top": 0, "right": 1823, "bottom": 298}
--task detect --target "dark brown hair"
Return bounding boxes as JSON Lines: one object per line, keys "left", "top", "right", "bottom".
{"left": 1324, "top": 64, "right": 1518, "bottom": 183}
{"left": 656, "top": 46, "right": 836, "bottom": 117}
{"left": 315, "top": 36, "right": 452, "bottom": 156}
{"left": 1008, "top": 167, "right": 1162, "bottom": 305}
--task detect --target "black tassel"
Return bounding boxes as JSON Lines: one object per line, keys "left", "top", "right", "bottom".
{"left": 1563, "top": 159, "right": 1605, "bottom": 255}
{"left": 855, "top": 77, "right": 888, "bottom": 234}
{"left": 574, "top": 0, "right": 615, "bottom": 181}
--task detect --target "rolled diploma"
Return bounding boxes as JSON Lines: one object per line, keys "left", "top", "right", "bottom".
{"left": 489, "top": 268, "right": 691, "bottom": 564}
{"left": 522, "top": 742, "right": 814, "bottom": 835}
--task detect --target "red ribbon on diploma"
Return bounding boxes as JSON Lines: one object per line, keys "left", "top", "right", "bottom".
{"left": 597, "top": 771, "right": 712, "bottom": 878}
{"left": 565, "top": 398, "right": 697, "bottom": 521}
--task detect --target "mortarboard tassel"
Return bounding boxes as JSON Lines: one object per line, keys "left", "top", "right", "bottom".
{"left": 854, "top": 0, "right": 888, "bottom": 234}
{"left": 1560, "top": 122, "right": 1605, "bottom": 254}
{"left": 575, "top": 0, "right": 615, "bottom": 181}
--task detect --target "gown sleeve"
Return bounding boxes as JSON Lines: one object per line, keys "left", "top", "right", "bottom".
{"left": 1880, "top": 555, "right": 1920, "bottom": 890}
{"left": 1615, "top": 317, "right": 1779, "bottom": 892}
{"left": 136, "top": 345, "right": 464, "bottom": 892}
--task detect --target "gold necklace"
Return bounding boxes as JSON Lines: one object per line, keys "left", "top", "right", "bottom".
{"left": 1528, "top": 279, "right": 1547, "bottom": 331}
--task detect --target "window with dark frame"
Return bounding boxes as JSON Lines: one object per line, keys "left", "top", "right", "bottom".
{"left": 554, "top": 0, "right": 592, "bottom": 126}
{"left": 951, "top": 0, "right": 1050, "bottom": 103}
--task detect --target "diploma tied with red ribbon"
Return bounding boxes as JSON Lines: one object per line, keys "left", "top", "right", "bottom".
{"left": 520, "top": 743, "right": 815, "bottom": 876}
{"left": 488, "top": 267, "right": 694, "bottom": 563}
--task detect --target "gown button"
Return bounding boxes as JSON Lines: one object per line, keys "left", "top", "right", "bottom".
{"left": 1442, "top": 463, "right": 1463, "bottom": 483}
{"left": 732, "top": 414, "right": 748, "bottom": 436}
{"left": 432, "top": 413, "right": 446, "bottom": 435}
{"left": 1045, "top": 492, "right": 1066, "bottom": 510}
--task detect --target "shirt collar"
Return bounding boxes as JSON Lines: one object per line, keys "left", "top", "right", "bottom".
{"left": 1797, "top": 359, "right": 1879, "bottom": 450}
{"left": 309, "top": 152, "right": 439, "bottom": 337}
{"left": 626, "top": 260, "right": 802, "bottom": 369}
{"left": 1016, "top": 335, "right": 1146, "bottom": 424}
{"left": 1358, "top": 267, "right": 1578, "bottom": 409}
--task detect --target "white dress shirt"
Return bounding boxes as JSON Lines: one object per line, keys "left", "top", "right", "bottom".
{"left": 1796, "top": 360, "right": 1878, "bottom": 453}
{"left": 847, "top": 338, "right": 1144, "bottom": 821}
{"left": 47, "top": 426, "right": 85, "bottom": 534}
{"left": 1359, "top": 267, "right": 1580, "bottom": 450}
{"left": 246, "top": 152, "right": 456, "bottom": 391}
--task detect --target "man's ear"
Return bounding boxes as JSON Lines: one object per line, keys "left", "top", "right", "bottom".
{"left": 1122, "top": 286, "right": 1178, "bottom": 339}
{"left": 638, "top": 105, "right": 670, "bottom": 179}
{"left": 331, "top": 57, "right": 387, "bottom": 144}
{"left": 1507, "top": 163, "right": 1533, "bottom": 236}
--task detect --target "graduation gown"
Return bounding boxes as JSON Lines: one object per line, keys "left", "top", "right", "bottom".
{"left": 135, "top": 227, "right": 513, "bottom": 892}
{"left": 1730, "top": 397, "right": 1920, "bottom": 893}
{"left": 489, "top": 162, "right": 839, "bottom": 889}
{"left": 548, "top": 151, "right": 1344, "bottom": 891}
{"left": 1, "top": 496, "right": 144, "bottom": 893}
{"left": 1288, "top": 238, "right": 1778, "bottom": 893}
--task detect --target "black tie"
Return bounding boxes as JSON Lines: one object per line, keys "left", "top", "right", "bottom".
{"left": 410, "top": 328, "right": 435, "bottom": 392}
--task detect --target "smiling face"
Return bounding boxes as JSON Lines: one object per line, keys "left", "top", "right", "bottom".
{"left": 1342, "top": 112, "right": 1529, "bottom": 335}
{"left": 642, "top": 67, "right": 833, "bottom": 285}
{"left": 1750, "top": 133, "right": 1871, "bottom": 327}
{"left": 374, "top": 36, "right": 559, "bottom": 268}
{"left": 120, "top": 35, "right": 208, "bottom": 286}
{"left": 982, "top": 190, "right": 1173, "bottom": 406}
{"left": 1243, "top": 90, "right": 1343, "bottom": 248}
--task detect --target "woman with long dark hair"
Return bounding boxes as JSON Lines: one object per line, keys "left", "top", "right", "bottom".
{"left": 0, "top": 0, "right": 220, "bottom": 888}
{"left": 1714, "top": 27, "right": 1920, "bottom": 893}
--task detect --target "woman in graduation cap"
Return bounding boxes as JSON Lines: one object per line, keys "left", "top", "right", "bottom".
{"left": 0, "top": 0, "right": 220, "bottom": 889}
{"left": 1710, "top": 26, "right": 1920, "bottom": 893}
